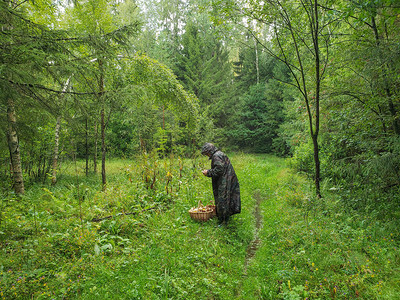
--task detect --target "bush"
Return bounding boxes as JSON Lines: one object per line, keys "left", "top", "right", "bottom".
{"left": 289, "top": 141, "right": 314, "bottom": 176}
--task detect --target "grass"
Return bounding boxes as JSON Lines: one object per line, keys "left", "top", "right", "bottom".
{"left": 1, "top": 153, "right": 399, "bottom": 299}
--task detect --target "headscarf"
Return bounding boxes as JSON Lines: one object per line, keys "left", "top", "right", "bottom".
{"left": 201, "top": 143, "right": 218, "bottom": 156}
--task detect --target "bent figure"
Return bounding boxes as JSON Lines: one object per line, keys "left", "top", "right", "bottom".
{"left": 201, "top": 143, "right": 241, "bottom": 223}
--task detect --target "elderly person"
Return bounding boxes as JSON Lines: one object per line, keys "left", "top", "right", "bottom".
{"left": 201, "top": 143, "right": 241, "bottom": 224}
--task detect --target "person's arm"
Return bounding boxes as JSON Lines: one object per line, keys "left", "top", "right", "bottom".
{"left": 206, "top": 155, "right": 224, "bottom": 177}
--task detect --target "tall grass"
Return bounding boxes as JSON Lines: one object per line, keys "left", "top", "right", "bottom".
{"left": 243, "top": 163, "right": 400, "bottom": 299}
{"left": 0, "top": 154, "right": 399, "bottom": 299}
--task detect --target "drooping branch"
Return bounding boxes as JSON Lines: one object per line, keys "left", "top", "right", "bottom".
{"left": 6, "top": 79, "right": 101, "bottom": 95}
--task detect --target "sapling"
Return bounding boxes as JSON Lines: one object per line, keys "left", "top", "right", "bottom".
{"left": 73, "top": 150, "right": 84, "bottom": 234}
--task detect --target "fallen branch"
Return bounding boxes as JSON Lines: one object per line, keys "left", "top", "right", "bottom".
{"left": 91, "top": 206, "right": 158, "bottom": 222}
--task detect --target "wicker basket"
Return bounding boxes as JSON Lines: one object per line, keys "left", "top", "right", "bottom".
{"left": 206, "top": 204, "right": 217, "bottom": 218}
{"left": 189, "top": 201, "right": 216, "bottom": 222}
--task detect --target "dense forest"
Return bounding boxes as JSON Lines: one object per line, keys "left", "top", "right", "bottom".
{"left": 1, "top": 0, "right": 400, "bottom": 299}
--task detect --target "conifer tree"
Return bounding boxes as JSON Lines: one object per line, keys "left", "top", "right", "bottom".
{"left": 174, "top": 21, "right": 234, "bottom": 142}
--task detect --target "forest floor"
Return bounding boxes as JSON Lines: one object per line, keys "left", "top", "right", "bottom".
{"left": 1, "top": 154, "right": 400, "bottom": 299}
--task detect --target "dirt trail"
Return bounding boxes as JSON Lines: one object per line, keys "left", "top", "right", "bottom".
{"left": 244, "top": 190, "right": 263, "bottom": 274}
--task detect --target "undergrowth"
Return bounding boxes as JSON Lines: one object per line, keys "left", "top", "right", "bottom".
{"left": 1, "top": 154, "right": 399, "bottom": 299}
{"left": 244, "top": 167, "right": 400, "bottom": 299}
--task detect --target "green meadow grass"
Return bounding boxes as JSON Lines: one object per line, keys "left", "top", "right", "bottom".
{"left": 1, "top": 154, "right": 399, "bottom": 299}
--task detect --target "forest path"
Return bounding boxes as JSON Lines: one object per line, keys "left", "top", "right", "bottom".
{"left": 244, "top": 190, "right": 263, "bottom": 274}
{"left": 236, "top": 157, "right": 287, "bottom": 298}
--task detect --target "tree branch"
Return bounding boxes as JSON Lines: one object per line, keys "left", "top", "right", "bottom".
{"left": 6, "top": 79, "right": 101, "bottom": 95}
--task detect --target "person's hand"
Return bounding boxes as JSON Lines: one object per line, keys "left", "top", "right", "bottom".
{"left": 202, "top": 169, "right": 208, "bottom": 176}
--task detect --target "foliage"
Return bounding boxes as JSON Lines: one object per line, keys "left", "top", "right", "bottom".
{"left": 172, "top": 20, "right": 235, "bottom": 144}
{"left": 227, "top": 43, "right": 292, "bottom": 154}
{"left": 288, "top": 0, "right": 400, "bottom": 209}
{"left": 240, "top": 159, "right": 400, "bottom": 299}
{"left": 233, "top": 43, "right": 275, "bottom": 94}
{"left": 2, "top": 0, "right": 400, "bottom": 297}
{"left": 1, "top": 0, "right": 201, "bottom": 193}
{"left": 0, "top": 154, "right": 247, "bottom": 299}
{"left": 114, "top": 53, "right": 200, "bottom": 156}
{"left": 228, "top": 83, "right": 284, "bottom": 153}
{"left": 1, "top": 155, "right": 400, "bottom": 299}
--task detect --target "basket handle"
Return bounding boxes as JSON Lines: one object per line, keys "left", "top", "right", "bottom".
{"left": 197, "top": 200, "right": 203, "bottom": 208}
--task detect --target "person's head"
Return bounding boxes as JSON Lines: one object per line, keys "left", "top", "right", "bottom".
{"left": 201, "top": 143, "right": 217, "bottom": 157}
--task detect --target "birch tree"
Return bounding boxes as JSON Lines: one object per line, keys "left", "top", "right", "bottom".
{"left": 6, "top": 97, "right": 24, "bottom": 195}
{"left": 1, "top": 1, "right": 71, "bottom": 193}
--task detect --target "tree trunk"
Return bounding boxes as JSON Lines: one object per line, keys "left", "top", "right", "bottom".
{"left": 388, "top": 99, "right": 400, "bottom": 135}
{"left": 371, "top": 16, "right": 400, "bottom": 135}
{"left": 85, "top": 117, "right": 89, "bottom": 176}
{"left": 94, "top": 117, "right": 98, "bottom": 173}
{"left": 312, "top": 134, "right": 321, "bottom": 197}
{"left": 51, "top": 78, "right": 70, "bottom": 185}
{"left": 162, "top": 105, "right": 165, "bottom": 130}
{"left": 99, "top": 59, "right": 106, "bottom": 190}
{"left": 313, "top": 0, "right": 321, "bottom": 198}
{"left": 101, "top": 107, "right": 106, "bottom": 190}
{"left": 51, "top": 116, "right": 61, "bottom": 185}
{"left": 254, "top": 37, "right": 260, "bottom": 84}
{"left": 6, "top": 97, "right": 24, "bottom": 195}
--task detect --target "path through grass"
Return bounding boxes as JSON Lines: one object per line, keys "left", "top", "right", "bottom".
{"left": 1, "top": 154, "right": 399, "bottom": 299}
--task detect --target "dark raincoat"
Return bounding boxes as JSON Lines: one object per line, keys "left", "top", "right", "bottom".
{"left": 202, "top": 144, "right": 241, "bottom": 222}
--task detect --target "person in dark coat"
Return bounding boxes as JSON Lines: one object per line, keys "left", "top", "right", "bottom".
{"left": 201, "top": 143, "right": 241, "bottom": 224}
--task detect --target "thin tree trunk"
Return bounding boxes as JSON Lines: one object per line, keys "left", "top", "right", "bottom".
{"left": 162, "top": 105, "right": 165, "bottom": 130}
{"left": 51, "top": 116, "right": 61, "bottom": 185}
{"left": 371, "top": 16, "right": 400, "bottom": 135}
{"left": 388, "top": 99, "right": 400, "bottom": 135}
{"left": 42, "top": 154, "right": 47, "bottom": 178}
{"left": 313, "top": 0, "right": 321, "bottom": 198}
{"left": 85, "top": 117, "right": 89, "bottom": 176}
{"left": 43, "top": 155, "right": 51, "bottom": 184}
{"left": 99, "top": 59, "right": 106, "bottom": 190}
{"left": 6, "top": 97, "right": 24, "bottom": 195}
{"left": 286, "top": 0, "right": 322, "bottom": 198}
{"left": 312, "top": 135, "right": 321, "bottom": 197}
{"left": 51, "top": 78, "right": 70, "bottom": 185}
{"left": 37, "top": 155, "right": 42, "bottom": 180}
{"left": 94, "top": 117, "right": 98, "bottom": 173}
{"left": 254, "top": 37, "right": 260, "bottom": 84}
{"left": 101, "top": 107, "right": 106, "bottom": 189}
